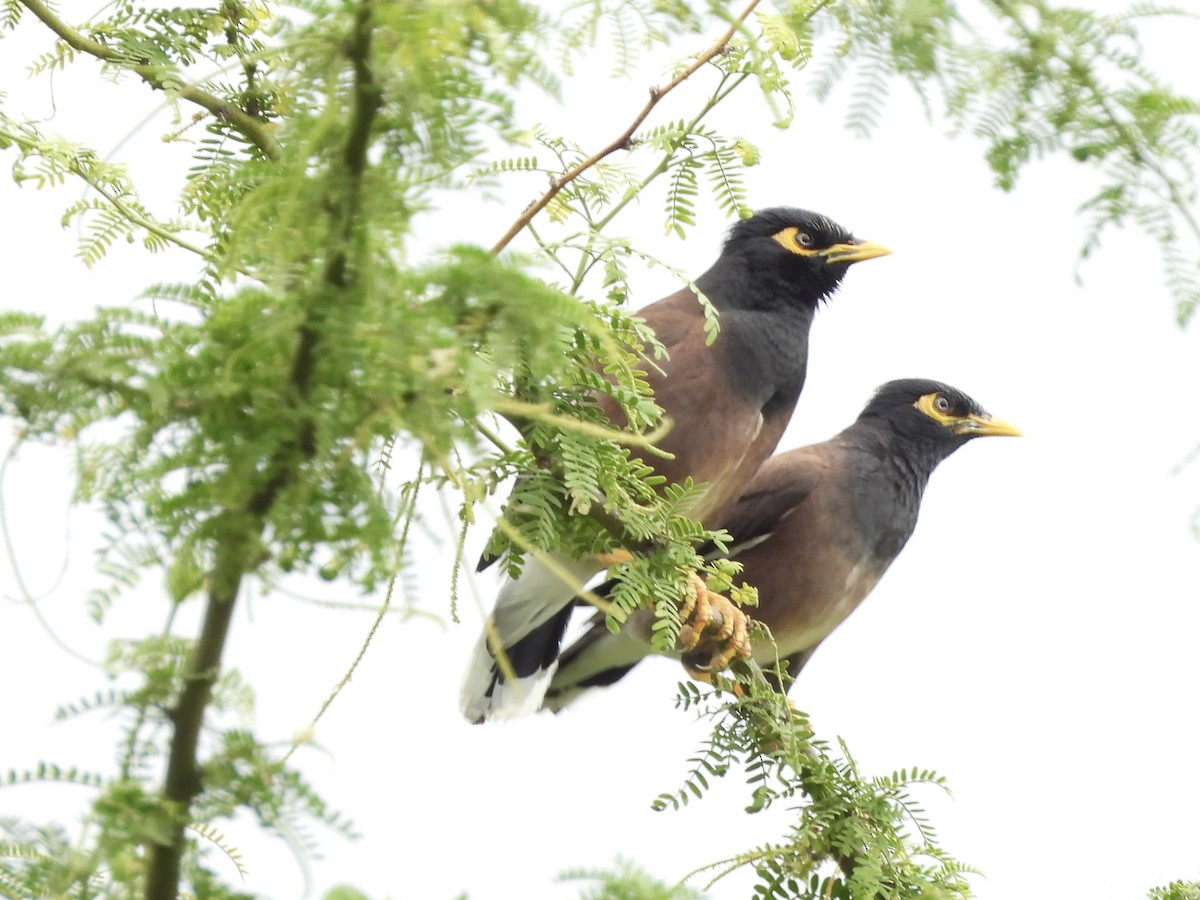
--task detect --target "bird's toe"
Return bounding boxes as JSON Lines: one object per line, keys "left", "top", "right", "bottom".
{"left": 677, "top": 574, "right": 752, "bottom": 671}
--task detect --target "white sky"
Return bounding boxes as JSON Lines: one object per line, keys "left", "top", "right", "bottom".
{"left": 3, "top": 4, "right": 1200, "bottom": 899}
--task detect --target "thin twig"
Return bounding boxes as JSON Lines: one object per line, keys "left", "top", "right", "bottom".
{"left": 474, "top": 418, "right": 515, "bottom": 456}
{"left": 488, "top": 515, "right": 615, "bottom": 617}
{"left": 281, "top": 579, "right": 395, "bottom": 767}
{"left": 279, "top": 457, "right": 427, "bottom": 770}
{"left": 87, "top": 180, "right": 215, "bottom": 262}
{"left": 491, "top": 396, "right": 675, "bottom": 456}
{"left": 2, "top": 127, "right": 216, "bottom": 262}
{"left": 567, "top": 70, "right": 747, "bottom": 294}
{"left": 18, "top": 0, "right": 282, "bottom": 160}
{"left": 0, "top": 444, "right": 101, "bottom": 670}
{"left": 489, "top": 0, "right": 764, "bottom": 255}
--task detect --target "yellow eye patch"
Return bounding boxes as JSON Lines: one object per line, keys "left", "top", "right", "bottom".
{"left": 771, "top": 226, "right": 820, "bottom": 257}
{"left": 914, "top": 392, "right": 956, "bottom": 426}
{"left": 771, "top": 228, "right": 893, "bottom": 264}
{"left": 915, "top": 393, "right": 1024, "bottom": 437}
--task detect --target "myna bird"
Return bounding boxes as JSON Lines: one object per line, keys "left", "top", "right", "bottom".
{"left": 461, "top": 208, "right": 890, "bottom": 723}
{"left": 542, "top": 379, "right": 1020, "bottom": 711}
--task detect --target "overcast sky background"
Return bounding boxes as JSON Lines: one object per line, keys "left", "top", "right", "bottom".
{"left": 3, "top": 3, "right": 1200, "bottom": 899}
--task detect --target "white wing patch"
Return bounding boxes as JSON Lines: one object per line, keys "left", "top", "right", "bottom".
{"left": 460, "top": 552, "right": 605, "bottom": 723}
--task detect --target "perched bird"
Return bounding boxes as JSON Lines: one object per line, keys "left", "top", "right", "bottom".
{"left": 461, "top": 208, "right": 890, "bottom": 723}
{"left": 543, "top": 379, "right": 1021, "bottom": 711}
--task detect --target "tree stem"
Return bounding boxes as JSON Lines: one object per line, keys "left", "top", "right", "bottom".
{"left": 141, "top": 3, "right": 380, "bottom": 895}
{"left": 143, "top": 537, "right": 251, "bottom": 897}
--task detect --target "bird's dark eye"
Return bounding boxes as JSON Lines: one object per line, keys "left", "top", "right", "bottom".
{"left": 796, "top": 231, "right": 814, "bottom": 248}
{"left": 934, "top": 394, "right": 952, "bottom": 413}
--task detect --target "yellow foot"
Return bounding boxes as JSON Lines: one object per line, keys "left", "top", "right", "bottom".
{"left": 677, "top": 572, "right": 752, "bottom": 675}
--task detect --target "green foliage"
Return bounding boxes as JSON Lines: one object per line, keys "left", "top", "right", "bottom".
{"left": 814, "top": 0, "right": 1200, "bottom": 323}
{"left": 555, "top": 0, "right": 704, "bottom": 78}
{"left": 1, "top": 0, "right": 1198, "bottom": 896}
{"left": 666, "top": 673, "right": 977, "bottom": 899}
{"left": 560, "top": 856, "right": 705, "bottom": 899}
{"left": 599, "top": 481, "right": 733, "bottom": 652}
{"left": 1148, "top": 882, "right": 1200, "bottom": 900}
{"left": 653, "top": 121, "right": 752, "bottom": 235}
{"left": 4, "top": 762, "right": 105, "bottom": 790}
{"left": 0, "top": 643, "right": 340, "bottom": 896}
{"left": 0, "top": 819, "right": 79, "bottom": 900}
{"left": 322, "top": 887, "right": 372, "bottom": 900}
{"left": 3, "top": 0, "right": 757, "bottom": 892}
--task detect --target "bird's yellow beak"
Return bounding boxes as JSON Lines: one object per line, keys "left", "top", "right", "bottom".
{"left": 951, "top": 413, "right": 1022, "bottom": 438}
{"left": 820, "top": 240, "right": 892, "bottom": 265}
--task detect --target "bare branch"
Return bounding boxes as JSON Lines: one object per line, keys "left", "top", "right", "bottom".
{"left": 489, "top": 0, "right": 764, "bottom": 255}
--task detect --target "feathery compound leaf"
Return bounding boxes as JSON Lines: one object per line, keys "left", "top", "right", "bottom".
{"left": 756, "top": 12, "right": 805, "bottom": 62}
{"left": 53, "top": 689, "right": 130, "bottom": 721}
{"left": 4, "top": 763, "right": 104, "bottom": 789}
{"left": 189, "top": 822, "right": 249, "bottom": 883}
{"left": 659, "top": 676, "right": 977, "bottom": 898}
{"left": 665, "top": 156, "right": 701, "bottom": 237}
{"left": 1147, "top": 882, "right": 1200, "bottom": 900}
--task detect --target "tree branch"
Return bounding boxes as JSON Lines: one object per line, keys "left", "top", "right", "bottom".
{"left": 489, "top": 0, "right": 764, "bottom": 255}
{"left": 142, "top": 3, "right": 380, "bottom": 896}
{"left": 567, "top": 70, "right": 748, "bottom": 294}
{"left": 86, "top": 180, "right": 215, "bottom": 263}
{"left": 18, "top": 0, "right": 282, "bottom": 161}
{"left": 143, "top": 532, "right": 252, "bottom": 898}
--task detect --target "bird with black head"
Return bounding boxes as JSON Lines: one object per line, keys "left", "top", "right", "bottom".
{"left": 543, "top": 379, "right": 1020, "bottom": 710}
{"left": 461, "top": 208, "right": 890, "bottom": 723}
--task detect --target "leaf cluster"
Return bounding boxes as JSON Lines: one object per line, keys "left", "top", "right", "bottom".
{"left": 664, "top": 672, "right": 977, "bottom": 899}
{"left": 812, "top": 0, "right": 1200, "bottom": 322}
{"left": 1, "top": 639, "right": 343, "bottom": 897}
{"left": 1148, "top": 882, "right": 1200, "bottom": 900}
{"left": 559, "top": 856, "right": 704, "bottom": 900}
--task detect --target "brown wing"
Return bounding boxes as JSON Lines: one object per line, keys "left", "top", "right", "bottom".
{"left": 712, "top": 445, "right": 829, "bottom": 551}
{"left": 734, "top": 443, "right": 887, "bottom": 663}
{"left": 599, "top": 288, "right": 776, "bottom": 525}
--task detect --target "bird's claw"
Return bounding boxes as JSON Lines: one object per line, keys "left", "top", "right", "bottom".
{"left": 676, "top": 572, "right": 708, "bottom": 650}
{"left": 677, "top": 572, "right": 752, "bottom": 677}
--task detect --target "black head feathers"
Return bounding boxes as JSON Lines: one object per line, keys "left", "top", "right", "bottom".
{"left": 856, "top": 379, "right": 1020, "bottom": 455}
{"left": 698, "top": 207, "right": 890, "bottom": 311}
{"left": 862, "top": 379, "right": 989, "bottom": 421}
{"left": 726, "top": 207, "right": 856, "bottom": 247}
